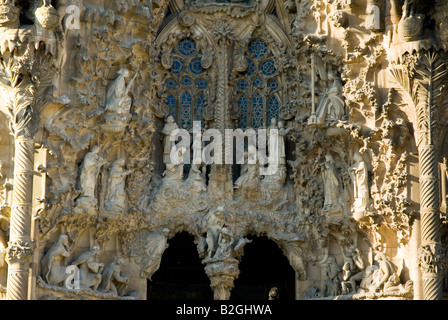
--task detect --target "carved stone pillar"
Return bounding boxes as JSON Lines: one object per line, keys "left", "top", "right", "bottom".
{"left": 208, "top": 26, "right": 234, "bottom": 203}
{"left": 418, "top": 145, "right": 443, "bottom": 300}
{"left": 5, "top": 136, "right": 35, "bottom": 300}
{"left": 412, "top": 52, "right": 447, "bottom": 300}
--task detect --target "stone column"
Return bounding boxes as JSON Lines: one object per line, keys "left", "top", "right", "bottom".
{"left": 208, "top": 28, "right": 234, "bottom": 203}
{"left": 412, "top": 51, "right": 447, "bottom": 300}
{"left": 5, "top": 136, "right": 35, "bottom": 300}
{"left": 418, "top": 145, "right": 443, "bottom": 300}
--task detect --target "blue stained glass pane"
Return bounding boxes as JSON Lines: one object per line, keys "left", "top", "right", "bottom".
{"left": 196, "top": 94, "right": 204, "bottom": 123}
{"left": 248, "top": 38, "right": 268, "bottom": 59}
{"left": 171, "top": 57, "right": 184, "bottom": 75}
{"left": 178, "top": 38, "right": 197, "bottom": 57}
{"left": 237, "top": 79, "right": 248, "bottom": 91}
{"left": 268, "top": 79, "right": 279, "bottom": 91}
{"left": 238, "top": 95, "right": 248, "bottom": 129}
{"left": 196, "top": 78, "right": 208, "bottom": 90}
{"left": 252, "top": 92, "right": 263, "bottom": 129}
{"left": 268, "top": 95, "right": 279, "bottom": 124}
{"left": 165, "top": 78, "right": 177, "bottom": 90}
{"left": 253, "top": 77, "right": 263, "bottom": 88}
{"left": 260, "top": 59, "right": 275, "bottom": 76}
{"left": 166, "top": 94, "right": 176, "bottom": 118}
{"left": 181, "top": 92, "right": 192, "bottom": 127}
{"left": 181, "top": 75, "right": 192, "bottom": 87}
{"left": 246, "top": 59, "right": 255, "bottom": 76}
{"left": 189, "top": 57, "right": 204, "bottom": 75}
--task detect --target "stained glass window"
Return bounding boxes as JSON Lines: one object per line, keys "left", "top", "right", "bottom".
{"left": 166, "top": 94, "right": 176, "bottom": 118}
{"left": 178, "top": 38, "right": 197, "bottom": 57}
{"left": 268, "top": 79, "right": 279, "bottom": 91}
{"left": 189, "top": 57, "right": 204, "bottom": 75}
{"left": 252, "top": 92, "right": 263, "bottom": 129}
{"left": 246, "top": 59, "right": 256, "bottom": 76}
{"left": 234, "top": 38, "right": 281, "bottom": 129}
{"left": 237, "top": 79, "right": 248, "bottom": 91}
{"left": 196, "top": 78, "right": 208, "bottom": 90}
{"left": 260, "top": 60, "right": 275, "bottom": 76}
{"left": 165, "top": 78, "right": 176, "bottom": 90}
{"left": 171, "top": 57, "right": 184, "bottom": 75}
{"left": 248, "top": 38, "right": 268, "bottom": 59}
{"left": 181, "top": 92, "right": 192, "bottom": 127}
{"left": 268, "top": 95, "right": 279, "bottom": 124}
{"left": 181, "top": 75, "right": 192, "bottom": 87}
{"left": 164, "top": 37, "right": 209, "bottom": 128}
{"left": 238, "top": 95, "right": 248, "bottom": 128}
{"left": 196, "top": 94, "right": 205, "bottom": 123}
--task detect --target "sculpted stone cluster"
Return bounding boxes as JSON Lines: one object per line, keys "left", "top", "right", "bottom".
{"left": 0, "top": 0, "right": 445, "bottom": 300}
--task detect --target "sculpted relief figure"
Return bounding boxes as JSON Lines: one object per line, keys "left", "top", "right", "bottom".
{"left": 140, "top": 228, "right": 170, "bottom": 280}
{"left": 341, "top": 246, "right": 367, "bottom": 294}
{"left": 102, "top": 68, "right": 137, "bottom": 133}
{"left": 76, "top": 146, "right": 107, "bottom": 207}
{"left": 202, "top": 206, "right": 226, "bottom": 260}
{"left": 98, "top": 257, "right": 129, "bottom": 296}
{"left": 321, "top": 256, "right": 343, "bottom": 297}
{"left": 310, "top": 71, "right": 345, "bottom": 127}
{"left": 40, "top": 234, "right": 70, "bottom": 286}
{"left": 162, "top": 116, "right": 184, "bottom": 181}
{"left": 104, "top": 158, "right": 132, "bottom": 216}
{"left": 349, "top": 151, "right": 371, "bottom": 219}
{"left": 70, "top": 246, "right": 104, "bottom": 291}
{"left": 321, "top": 154, "right": 342, "bottom": 214}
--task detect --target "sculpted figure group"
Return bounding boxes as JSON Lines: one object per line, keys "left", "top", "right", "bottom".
{"left": 40, "top": 234, "right": 130, "bottom": 297}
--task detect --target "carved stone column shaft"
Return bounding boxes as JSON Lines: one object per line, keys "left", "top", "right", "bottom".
{"left": 6, "top": 136, "right": 35, "bottom": 300}
{"left": 418, "top": 144, "right": 443, "bottom": 300}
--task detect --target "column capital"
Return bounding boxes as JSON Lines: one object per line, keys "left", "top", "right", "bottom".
{"left": 5, "top": 239, "right": 34, "bottom": 266}
{"left": 418, "top": 243, "right": 446, "bottom": 275}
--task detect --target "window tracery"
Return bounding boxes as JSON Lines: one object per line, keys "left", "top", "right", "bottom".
{"left": 163, "top": 37, "right": 209, "bottom": 129}
{"left": 234, "top": 37, "right": 281, "bottom": 129}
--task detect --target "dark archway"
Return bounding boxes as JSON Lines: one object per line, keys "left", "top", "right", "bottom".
{"left": 147, "top": 231, "right": 213, "bottom": 300}
{"left": 231, "top": 236, "right": 296, "bottom": 300}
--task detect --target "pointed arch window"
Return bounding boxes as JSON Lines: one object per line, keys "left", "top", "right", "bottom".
{"left": 163, "top": 37, "right": 209, "bottom": 129}
{"left": 234, "top": 38, "right": 281, "bottom": 129}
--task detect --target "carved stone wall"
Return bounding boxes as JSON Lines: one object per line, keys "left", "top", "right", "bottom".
{"left": 0, "top": 0, "right": 446, "bottom": 300}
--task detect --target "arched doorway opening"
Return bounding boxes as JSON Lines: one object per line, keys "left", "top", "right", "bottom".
{"left": 147, "top": 231, "right": 213, "bottom": 300}
{"left": 231, "top": 236, "right": 296, "bottom": 300}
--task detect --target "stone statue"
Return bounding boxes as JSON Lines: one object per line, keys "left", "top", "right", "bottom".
{"left": 313, "top": 71, "right": 345, "bottom": 127}
{"left": 77, "top": 146, "right": 107, "bottom": 203}
{"left": 40, "top": 234, "right": 70, "bottom": 286}
{"left": 268, "top": 119, "right": 292, "bottom": 166}
{"left": 341, "top": 246, "right": 366, "bottom": 294}
{"left": 321, "top": 256, "right": 342, "bottom": 297}
{"left": 370, "top": 251, "right": 397, "bottom": 292}
{"left": 349, "top": 151, "right": 370, "bottom": 216}
{"left": 202, "top": 206, "right": 226, "bottom": 259}
{"left": 70, "top": 246, "right": 104, "bottom": 290}
{"left": 235, "top": 146, "right": 261, "bottom": 192}
{"left": 162, "top": 115, "right": 179, "bottom": 165}
{"left": 321, "top": 153, "right": 342, "bottom": 214}
{"left": 211, "top": 226, "right": 234, "bottom": 261}
{"left": 141, "top": 228, "right": 170, "bottom": 280}
{"left": 104, "top": 158, "right": 132, "bottom": 215}
{"left": 162, "top": 116, "right": 184, "bottom": 182}
{"left": 102, "top": 68, "right": 136, "bottom": 132}
{"left": 98, "top": 257, "right": 129, "bottom": 296}
{"left": 186, "top": 163, "right": 206, "bottom": 192}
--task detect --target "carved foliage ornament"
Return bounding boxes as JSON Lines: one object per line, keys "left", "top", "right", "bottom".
{"left": 418, "top": 243, "right": 446, "bottom": 275}
{"left": 5, "top": 240, "right": 34, "bottom": 265}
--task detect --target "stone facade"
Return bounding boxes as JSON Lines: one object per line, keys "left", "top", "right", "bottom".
{"left": 0, "top": 0, "right": 446, "bottom": 300}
